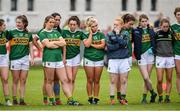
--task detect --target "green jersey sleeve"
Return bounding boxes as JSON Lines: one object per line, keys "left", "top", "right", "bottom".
{"left": 39, "top": 32, "right": 47, "bottom": 42}
{"left": 36, "top": 29, "right": 44, "bottom": 36}
{"left": 82, "top": 32, "right": 88, "bottom": 40}
{"left": 4, "top": 30, "right": 9, "bottom": 42}
{"left": 61, "top": 30, "right": 65, "bottom": 38}
{"left": 57, "top": 31, "right": 62, "bottom": 39}
{"left": 100, "top": 32, "right": 105, "bottom": 40}
{"left": 29, "top": 33, "right": 33, "bottom": 42}
{"left": 81, "top": 32, "right": 87, "bottom": 40}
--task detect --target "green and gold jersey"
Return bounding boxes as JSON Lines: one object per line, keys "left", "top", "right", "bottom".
{"left": 126, "top": 28, "right": 132, "bottom": 56}
{"left": 171, "top": 23, "right": 180, "bottom": 55}
{"left": 155, "top": 30, "right": 174, "bottom": 57}
{"left": 39, "top": 29, "right": 63, "bottom": 62}
{"left": 0, "top": 31, "right": 8, "bottom": 54}
{"left": 62, "top": 29, "right": 85, "bottom": 59}
{"left": 37, "top": 28, "right": 43, "bottom": 36}
{"left": 8, "top": 29, "right": 32, "bottom": 60}
{"left": 141, "top": 28, "right": 151, "bottom": 54}
{"left": 83, "top": 31, "right": 105, "bottom": 61}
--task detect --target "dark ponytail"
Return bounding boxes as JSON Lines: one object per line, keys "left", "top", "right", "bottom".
{"left": 51, "top": 12, "right": 62, "bottom": 33}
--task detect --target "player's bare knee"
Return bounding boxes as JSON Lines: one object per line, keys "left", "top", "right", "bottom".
{"left": 110, "top": 80, "right": 115, "bottom": 85}
{"left": 166, "top": 78, "right": 172, "bottom": 84}
{"left": 94, "top": 80, "right": 100, "bottom": 85}
{"left": 46, "top": 78, "right": 53, "bottom": 84}
{"left": 2, "top": 79, "right": 8, "bottom": 84}
{"left": 157, "top": 80, "right": 163, "bottom": 85}
{"left": 87, "top": 79, "right": 93, "bottom": 84}
{"left": 121, "top": 79, "right": 127, "bottom": 85}
{"left": 61, "top": 78, "right": 69, "bottom": 84}
{"left": 177, "top": 72, "right": 180, "bottom": 78}
{"left": 13, "top": 78, "right": 19, "bottom": 84}
{"left": 20, "top": 79, "right": 27, "bottom": 84}
{"left": 143, "top": 77, "right": 149, "bottom": 82}
{"left": 68, "top": 78, "right": 73, "bottom": 83}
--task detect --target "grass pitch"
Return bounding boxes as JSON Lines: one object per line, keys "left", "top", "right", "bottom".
{"left": 0, "top": 65, "right": 180, "bottom": 110}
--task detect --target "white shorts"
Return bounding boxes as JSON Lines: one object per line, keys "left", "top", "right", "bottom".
{"left": 138, "top": 50, "right": 154, "bottom": 65}
{"left": 0, "top": 54, "right": 9, "bottom": 67}
{"left": 66, "top": 54, "right": 80, "bottom": 67}
{"left": 83, "top": 58, "right": 104, "bottom": 67}
{"left": 108, "top": 59, "right": 131, "bottom": 74}
{"left": 175, "top": 55, "right": 180, "bottom": 60}
{"left": 10, "top": 55, "right": 29, "bottom": 70}
{"left": 156, "top": 56, "right": 175, "bottom": 68}
{"left": 128, "top": 56, "right": 132, "bottom": 67}
{"left": 42, "top": 61, "right": 64, "bottom": 68}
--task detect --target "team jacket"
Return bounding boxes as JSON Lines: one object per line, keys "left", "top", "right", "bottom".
{"left": 106, "top": 30, "right": 129, "bottom": 59}
{"left": 133, "top": 27, "right": 155, "bottom": 60}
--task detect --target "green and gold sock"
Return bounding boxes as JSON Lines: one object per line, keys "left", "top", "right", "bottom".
{"left": 20, "top": 98, "right": 24, "bottom": 102}
{"left": 88, "top": 96, "right": 93, "bottom": 100}
{"left": 159, "top": 95, "right": 163, "bottom": 100}
{"left": 117, "top": 92, "right": 121, "bottom": 99}
{"left": 49, "top": 97, "right": 55, "bottom": 103}
{"left": 165, "top": 95, "right": 169, "bottom": 99}
{"left": 13, "top": 96, "right": 17, "bottom": 101}
{"left": 110, "top": 95, "right": 115, "bottom": 100}
{"left": 55, "top": 96, "right": 60, "bottom": 101}
{"left": 142, "top": 94, "right": 147, "bottom": 100}
{"left": 43, "top": 96, "right": 48, "bottom": 101}
{"left": 121, "top": 94, "right": 126, "bottom": 99}
{"left": 68, "top": 97, "right": 73, "bottom": 101}
{"left": 5, "top": 95, "right": 10, "bottom": 102}
{"left": 150, "top": 89, "right": 155, "bottom": 95}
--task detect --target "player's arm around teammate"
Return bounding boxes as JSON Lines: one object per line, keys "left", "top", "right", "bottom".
{"left": 83, "top": 17, "right": 105, "bottom": 104}
{"left": 32, "top": 13, "right": 64, "bottom": 104}
{"left": 133, "top": 14, "right": 157, "bottom": 104}
{"left": 114, "top": 14, "right": 136, "bottom": 103}
{"left": 0, "top": 19, "right": 12, "bottom": 106}
{"left": 171, "top": 7, "right": 180, "bottom": 95}
{"left": 155, "top": 18, "right": 175, "bottom": 103}
{"left": 8, "top": 15, "right": 34, "bottom": 105}
{"left": 39, "top": 15, "right": 81, "bottom": 106}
